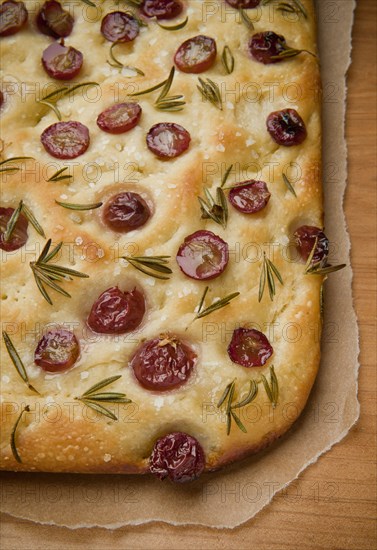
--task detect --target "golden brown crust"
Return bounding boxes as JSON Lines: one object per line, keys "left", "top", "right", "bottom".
{"left": 0, "top": 0, "right": 323, "bottom": 476}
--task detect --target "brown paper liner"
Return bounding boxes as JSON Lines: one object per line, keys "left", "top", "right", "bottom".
{"left": 0, "top": 0, "right": 359, "bottom": 529}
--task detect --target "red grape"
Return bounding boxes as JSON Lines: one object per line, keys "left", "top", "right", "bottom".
{"left": 97, "top": 103, "right": 142, "bottom": 134}
{"left": 34, "top": 329, "right": 80, "bottom": 372}
{"left": 100, "top": 11, "right": 139, "bottom": 43}
{"left": 266, "top": 108, "right": 307, "bottom": 146}
{"left": 146, "top": 122, "right": 190, "bottom": 159}
{"left": 150, "top": 432, "right": 205, "bottom": 482}
{"left": 293, "top": 225, "right": 329, "bottom": 264}
{"left": 41, "top": 121, "right": 90, "bottom": 160}
{"left": 103, "top": 192, "right": 151, "bottom": 233}
{"left": 225, "top": 0, "right": 260, "bottom": 7}
{"left": 228, "top": 328, "right": 273, "bottom": 367}
{"left": 140, "top": 0, "right": 183, "bottom": 20}
{"left": 0, "top": 0, "right": 28, "bottom": 37}
{"left": 174, "top": 35, "right": 217, "bottom": 74}
{"left": 36, "top": 1, "right": 74, "bottom": 39}
{"left": 42, "top": 42, "right": 83, "bottom": 80}
{"left": 87, "top": 286, "right": 145, "bottom": 334}
{"left": 176, "top": 230, "right": 229, "bottom": 280}
{"left": 0, "top": 207, "right": 28, "bottom": 251}
{"left": 228, "top": 180, "right": 270, "bottom": 214}
{"left": 248, "top": 31, "right": 290, "bottom": 64}
{"left": 130, "top": 334, "right": 197, "bottom": 391}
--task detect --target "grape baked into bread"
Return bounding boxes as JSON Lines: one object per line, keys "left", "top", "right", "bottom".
{"left": 0, "top": 0, "right": 343, "bottom": 482}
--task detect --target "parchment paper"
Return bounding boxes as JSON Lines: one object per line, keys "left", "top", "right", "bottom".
{"left": 0, "top": 0, "right": 359, "bottom": 529}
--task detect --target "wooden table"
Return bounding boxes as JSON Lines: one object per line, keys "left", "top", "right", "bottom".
{"left": 1, "top": 2, "right": 376, "bottom": 548}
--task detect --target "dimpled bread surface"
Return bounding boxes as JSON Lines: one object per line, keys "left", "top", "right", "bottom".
{"left": 0, "top": 0, "right": 323, "bottom": 474}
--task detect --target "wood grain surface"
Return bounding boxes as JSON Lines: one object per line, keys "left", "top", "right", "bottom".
{"left": 1, "top": 1, "right": 376, "bottom": 548}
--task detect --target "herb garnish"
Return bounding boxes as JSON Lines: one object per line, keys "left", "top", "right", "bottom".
{"left": 0, "top": 157, "right": 35, "bottom": 175}
{"left": 258, "top": 252, "right": 284, "bottom": 302}
{"left": 217, "top": 366, "right": 279, "bottom": 434}
{"left": 10, "top": 405, "right": 30, "bottom": 463}
{"left": 37, "top": 82, "right": 99, "bottom": 120}
{"left": 261, "top": 0, "right": 308, "bottom": 18}
{"left": 30, "top": 239, "right": 89, "bottom": 305}
{"left": 282, "top": 172, "right": 297, "bottom": 197}
{"left": 2, "top": 332, "right": 40, "bottom": 394}
{"left": 198, "top": 187, "right": 228, "bottom": 228}
{"left": 107, "top": 42, "right": 145, "bottom": 74}
{"left": 3, "top": 200, "right": 45, "bottom": 243}
{"left": 222, "top": 45, "right": 235, "bottom": 75}
{"left": 79, "top": 0, "right": 96, "bottom": 6}
{"left": 239, "top": 8, "right": 255, "bottom": 30}
{"left": 157, "top": 16, "right": 188, "bottom": 31}
{"left": 260, "top": 365, "right": 279, "bottom": 408}
{"left": 48, "top": 167, "right": 73, "bottom": 182}
{"left": 122, "top": 255, "right": 172, "bottom": 280}
{"left": 198, "top": 163, "right": 233, "bottom": 228}
{"left": 304, "top": 237, "right": 346, "bottom": 276}
{"left": 271, "top": 47, "right": 315, "bottom": 61}
{"left": 55, "top": 200, "right": 103, "bottom": 211}
{"left": 129, "top": 67, "right": 185, "bottom": 111}
{"left": 217, "top": 379, "right": 258, "bottom": 435}
{"left": 75, "top": 375, "right": 132, "bottom": 421}
{"left": 197, "top": 78, "right": 223, "bottom": 110}
{"left": 190, "top": 286, "right": 240, "bottom": 323}
{"left": 122, "top": 0, "right": 142, "bottom": 7}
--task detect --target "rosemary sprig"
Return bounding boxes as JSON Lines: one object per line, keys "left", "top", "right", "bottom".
{"left": 306, "top": 261, "right": 346, "bottom": 276}
{"left": 65, "top": 82, "right": 100, "bottom": 96}
{"left": 222, "top": 45, "right": 235, "bottom": 75}
{"left": 193, "top": 286, "right": 240, "bottom": 321}
{"left": 55, "top": 200, "right": 103, "bottom": 211}
{"left": 217, "top": 379, "right": 258, "bottom": 435}
{"left": 129, "top": 67, "right": 174, "bottom": 97}
{"left": 121, "top": 0, "right": 142, "bottom": 7}
{"left": 282, "top": 173, "right": 297, "bottom": 197}
{"left": 303, "top": 237, "right": 346, "bottom": 276}
{"left": 122, "top": 255, "right": 172, "bottom": 280}
{"left": 75, "top": 375, "right": 132, "bottom": 421}
{"left": 2, "top": 332, "right": 40, "bottom": 394}
{"left": 271, "top": 47, "right": 315, "bottom": 61}
{"left": 261, "top": 0, "right": 308, "bottom": 18}
{"left": 30, "top": 239, "right": 89, "bottom": 305}
{"left": 37, "top": 82, "right": 99, "bottom": 120}
{"left": 10, "top": 405, "right": 30, "bottom": 463}
{"left": 258, "top": 252, "right": 283, "bottom": 302}
{"left": 239, "top": 8, "right": 255, "bottom": 30}
{"left": 129, "top": 67, "right": 185, "bottom": 111}
{"left": 320, "top": 284, "right": 324, "bottom": 320}
{"left": 260, "top": 365, "right": 279, "bottom": 408}
{"left": 3, "top": 200, "right": 45, "bottom": 242}
{"left": 221, "top": 164, "right": 234, "bottom": 187}
{"left": 107, "top": 42, "right": 145, "bottom": 74}
{"left": 48, "top": 167, "right": 72, "bottom": 182}
{"left": 0, "top": 157, "right": 35, "bottom": 174}
{"left": 157, "top": 16, "right": 188, "bottom": 30}
{"left": 38, "top": 99, "right": 63, "bottom": 120}
{"left": 198, "top": 187, "right": 228, "bottom": 228}
{"left": 155, "top": 67, "right": 185, "bottom": 111}
{"left": 197, "top": 78, "right": 223, "bottom": 110}
{"left": 155, "top": 94, "right": 186, "bottom": 111}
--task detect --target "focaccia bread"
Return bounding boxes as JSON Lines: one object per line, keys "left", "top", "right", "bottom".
{"left": 0, "top": 0, "right": 336, "bottom": 482}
